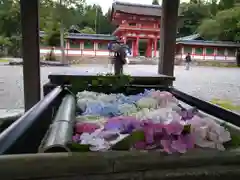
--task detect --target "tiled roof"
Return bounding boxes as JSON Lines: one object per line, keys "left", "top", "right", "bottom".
{"left": 111, "top": 1, "right": 162, "bottom": 17}
{"left": 39, "top": 31, "right": 117, "bottom": 41}
{"left": 176, "top": 34, "right": 240, "bottom": 47}
{"left": 176, "top": 40, "right": 240, "bottom": 48}
{"left": 176, "top": 34, "right": 201, "bottom": 41}
{"left": 66, "top": 33, "right": 117, "bottom": 40}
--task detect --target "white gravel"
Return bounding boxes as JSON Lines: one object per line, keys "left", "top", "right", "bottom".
{"left": 0, "top": 65, "right": 239, "bottom": 111}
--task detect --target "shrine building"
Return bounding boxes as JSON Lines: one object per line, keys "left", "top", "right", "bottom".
{"left": 110, "top": 2, "right": 163, "bottom": 57}
{"left": 40, "top": 1, "right": 240, "bottom": 64}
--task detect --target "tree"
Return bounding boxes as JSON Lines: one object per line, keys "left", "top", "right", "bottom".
{"left": 0, "top": 0, "right": 21, "bottom": 37}
{"left": 43, "top": 21, "right": 61, "bottom": 47}
{"left": 178, "top": 1, "right": 211, "bottom": 37}
{"left": 152, "top": 0, "right": 159, "bottom": 5}
{"left": 98, "top": 9, "right": 116, "bottom": 34}
{"left": 218, "top": 0, "right": 235, "bottom": 10}
{"left": 80, "top": 27, "right": 96, "bottom": 34}
{"left": 39, "top": 0, "right": 85, "bottom": 63}
{"left": 198, "top": 7, "right": 240, "bottom": 42}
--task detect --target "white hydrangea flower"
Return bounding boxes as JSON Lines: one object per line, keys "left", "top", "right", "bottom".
{"left": 136, "top": 97, "right": 158, "bottom": 109}
{"left": 79, "top": 129, "right": 110, "bottom": 151}
{"left": 77, "top": 91, "right": 98, "bottom": 99}
{"left": 77, "top": 98, "right": 99, "bottom": 111}
{"left": 188, "top": 116, "right": 231, "bottom": 151}
{"left": 97, "top": 93, "right": 117, "bottom": 103}
{"left": 130, "top": 108, "right": 152, "bottom": 120}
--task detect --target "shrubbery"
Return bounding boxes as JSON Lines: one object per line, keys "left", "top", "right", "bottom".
{"left": 45, "top": 48, "right": 57, "bottom": 61}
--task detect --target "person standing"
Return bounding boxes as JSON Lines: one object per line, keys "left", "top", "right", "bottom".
{"left": 236, "top": 48, "right": 240, "bottom": 67}
{"left": 185, "top": 53, "right": 192, "bottom": 70}
{"left": 113, "top": 43, "right": 127, "bottom": 75}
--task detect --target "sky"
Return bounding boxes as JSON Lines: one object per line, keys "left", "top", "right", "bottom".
{"left": 87, "top": 0, "right": 189, "bottom": 13}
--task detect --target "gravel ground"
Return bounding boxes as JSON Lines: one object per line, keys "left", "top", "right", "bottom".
{"left": 0, "top": 65, "right": 239, "bottom": 112}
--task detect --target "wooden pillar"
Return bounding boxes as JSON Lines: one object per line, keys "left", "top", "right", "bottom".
{"left": 20, "top": 0, "right": 41, "bottom": 111}
{"left": 158, "top": 0, "right": 180, "bottom": 76}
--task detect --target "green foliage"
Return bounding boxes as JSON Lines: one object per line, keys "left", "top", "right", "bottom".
{"left": 68, "top": 142, "right": 90, "bottom": 152}
{"left": 43, "top": 21, "right": 61, "bottom": 47}
{"left": 178, "top": 0, "right": 240, "bottom": 38}
{"left": 91, "top": 73, "right": 134, "bottom": 91}
{"left": 178, "top": 1, "right": 212, "bottom": 37}
{"left": 152, "top": 0, "right": 159, "bottom": 5}
{"left": 218, "top": 0, "right": 235, "bottom": 10}
{"left": 0, "top": 36, "right": 11, "bottom": 46}
{"left": 80, "top": 27, "right": 96, "bottom": 34}
{"left": 198, "top": 7, "right": 240, "bottom": 41}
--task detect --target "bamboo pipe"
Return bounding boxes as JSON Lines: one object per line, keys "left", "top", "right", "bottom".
{"left": 39, "top": 94, "right": 76, "bottom": 153}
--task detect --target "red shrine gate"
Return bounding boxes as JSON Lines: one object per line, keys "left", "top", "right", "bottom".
{"left": 111, "top": 2, "right": 161, "bottom": 57}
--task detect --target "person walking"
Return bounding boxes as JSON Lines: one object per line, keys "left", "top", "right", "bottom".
{"left": 185, "top": 53, "right": 192, "bottom": 70}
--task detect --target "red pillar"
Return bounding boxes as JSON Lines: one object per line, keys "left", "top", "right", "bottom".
{"left": 133, "top": 37, "right": 139, "bottom": 57}
{"left": 123, "top": 37, "right": 127, "bottom": 44}
{"left": 135, "top": 36, "right": 139, "bottom": 56}
{"left": 154, "top": 38, "right": 157, "bottom": 57}
{"left": 145, "top": 39, "right": 152, "bottom": 57}
{"left": 145, "top": 40, "right": 149, "bottom": 57}
{"left": 132, "top": 40, "right": 135, "bottom": 56}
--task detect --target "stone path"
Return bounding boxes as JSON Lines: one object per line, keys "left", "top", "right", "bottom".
{"left": 0, "top": 65, "right": 239, "bottom": 114}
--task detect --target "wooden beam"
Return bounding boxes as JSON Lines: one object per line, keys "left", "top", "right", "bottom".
{"left": 158, "top": 0, "right": 180, "bottom": 77}
{"left": 20, "top": 0, "right": 41, "bottom": 111}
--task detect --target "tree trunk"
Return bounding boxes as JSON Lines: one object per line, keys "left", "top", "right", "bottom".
{"left": 60, "top": 23, "right": 65, "bottom": 64}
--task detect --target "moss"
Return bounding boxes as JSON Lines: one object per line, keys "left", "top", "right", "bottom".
{"left": 0, "top": 59, "right": 8, "bottom": 62}
{"left": 197, "top": 61, "right": 239, "bottom": 68}
{"left": 210, "top": 99, "right": 240, "bottom": 111}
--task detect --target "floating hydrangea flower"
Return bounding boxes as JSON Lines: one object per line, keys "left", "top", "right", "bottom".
{"left": 104, "top": 116, "right": 141, "bottom": 134}
{"left": 100, "top": 103, "right": 121, "bottom": 117}
{"left": 136, "top": 97, "right": 158, "bottom": 109}
{"left": 187, "top": 116, "right": 231, "bottom": 150}
{"left": 118, "top": 103, "right": 138, "bottom": 115}
{"left": 75, "top": 90, "right": 232, "bottom": 153}
{"left": 77, "top": 91, "right": 98, "bottom": 99}
{"left": 178, "top": 106, "right": 198, "bottom": 121}
{"left": 118, "top": 94, "right": 145, "bottom": 104}
{"left": 76, "top": 115, "right": 106, "bottom": 127}
{"left": 149, "top": 91, "right": 178, "bottom": 107}
{"left": 79, "top": 129, "right": 111, "bottom": 151}
{"left": 82, "top": 101, "right": 105, "bottom": 115}
{"left": 164, "top": 120, "right": 184, "bottom": 135}
{"left": 75, "top": 122, "right": 100, "bottom": 134}
{"left": 160, "top": 134, "right": 194, "bottom": 154}
{"left": 98, "top": 93, "right": 118, "bottom": 103}
{"left": 130, "top": 108, "right": 152, "bottom": 121}
{"left": 77, "top": 98, "right": 100, "bottom": 112}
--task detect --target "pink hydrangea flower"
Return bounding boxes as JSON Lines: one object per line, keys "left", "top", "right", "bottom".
{"left": 164, "top": 121, "right": 184, "bottom": 135}
{"left": 75, "top": 122, "right": 100, "bottom": 134}
{"left": 149, "top": 91, "right": 177, "bottom": 107}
